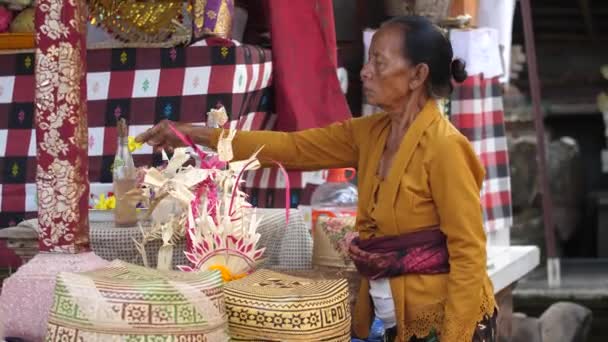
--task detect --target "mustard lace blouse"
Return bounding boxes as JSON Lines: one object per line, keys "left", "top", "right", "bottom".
{"left": 210, "top": 100, "right": 497, "bottom": 341}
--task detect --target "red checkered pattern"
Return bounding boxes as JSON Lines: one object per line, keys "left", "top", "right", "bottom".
{"left": 240, "top": 168, "right": 325, "bottom": 209}
{"left": 0, "top": 41, "right": 343, "bottom": 265}
{"left": 449, "top": 74, "right": 513, "bottom": 232}
{"left": 0, "top": 42, "right": 273, "bottom": 233}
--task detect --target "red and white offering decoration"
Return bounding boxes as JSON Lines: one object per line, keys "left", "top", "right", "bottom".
{"left": 133, "top": 124, "right": 288, "bottom": 281}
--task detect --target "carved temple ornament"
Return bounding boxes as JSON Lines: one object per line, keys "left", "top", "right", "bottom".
{"left": 88, "top": 0, "right": 189, "bottom": 44}
{"left": 192, "top": 0, "right": 234, "bottom": 39}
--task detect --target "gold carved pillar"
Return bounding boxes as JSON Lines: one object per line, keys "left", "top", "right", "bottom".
{"left": 34, "top": 0, "right": 90, "bottom": 253}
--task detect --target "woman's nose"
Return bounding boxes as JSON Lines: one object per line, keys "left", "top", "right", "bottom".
{"left": 360, "top": 63, "right": 371, "bottom": 81}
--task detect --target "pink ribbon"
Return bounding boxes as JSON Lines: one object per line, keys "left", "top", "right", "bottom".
{"left": 167, "top": 123, "right": 219, "bottom": 251}
{"left": 165, "top": 122, "right": 291, "bottom": 232}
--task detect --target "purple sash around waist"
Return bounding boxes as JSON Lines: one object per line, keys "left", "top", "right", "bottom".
{"left": 348, "top": 228, "right": 450, "bottom": 280}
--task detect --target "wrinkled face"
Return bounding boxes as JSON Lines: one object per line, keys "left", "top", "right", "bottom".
{"left": 361, "top": 24, "right": 428, "bottom": 110}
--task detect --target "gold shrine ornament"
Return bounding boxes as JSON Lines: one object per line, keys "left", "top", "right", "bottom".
{"left": 88, "top": 0, "right": 185, "bottom": 43}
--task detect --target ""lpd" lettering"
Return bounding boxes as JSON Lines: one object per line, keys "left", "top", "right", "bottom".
{"left": 323, "top": 305, "right": 345, "bottom": 324}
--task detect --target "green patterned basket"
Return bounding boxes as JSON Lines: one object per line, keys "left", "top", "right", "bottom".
{"left": 45, "top": 260, "right": 229, "bottom": 341}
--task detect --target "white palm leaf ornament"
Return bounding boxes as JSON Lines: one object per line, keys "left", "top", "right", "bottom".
{"left": 133, "top": 114, "right": 289, "bottom": 281}
{"left": 178, "top": 151, "right": 268, "bottom": 280}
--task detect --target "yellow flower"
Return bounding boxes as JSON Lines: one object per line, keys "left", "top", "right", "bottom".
{"left": 94, "top": 193, "right": 116, "bottom": 210}
{"left": 106, "top": 195, "right": 116, "bottom": 209}
{"left": 128, "top": 136, "right": 143, "bottom": 153}
{"left": 208, "top": 264, "right": 247, "bottom": 282}
{"left": 94, "top": 194, "right": 106, "bottom": 210}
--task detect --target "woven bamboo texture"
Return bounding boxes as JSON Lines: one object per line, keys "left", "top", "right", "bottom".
{"left": 225, "top": 269, "right": 352, "bottom": 341}
{"left": 46, "top": 260, "right": 230, "bottom": 341}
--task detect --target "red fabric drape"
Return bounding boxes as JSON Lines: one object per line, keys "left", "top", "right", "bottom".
{"left": 265, "top": 0, "right": 351, "bottom": 131}
{"left": 35, "top": 0, "right": 90, "bottom": 253}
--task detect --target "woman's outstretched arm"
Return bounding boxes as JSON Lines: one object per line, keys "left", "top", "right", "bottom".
{"left": 136, "top": 119, "right": 361, "bottom": 170}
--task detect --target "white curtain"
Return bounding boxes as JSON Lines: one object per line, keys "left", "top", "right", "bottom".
{"left": 478, "top": 0, "right": 517, "bottom": 84}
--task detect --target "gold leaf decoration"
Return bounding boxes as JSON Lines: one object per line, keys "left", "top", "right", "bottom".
{"left": 88, "top": 0, "right": 186, "bottom": 44}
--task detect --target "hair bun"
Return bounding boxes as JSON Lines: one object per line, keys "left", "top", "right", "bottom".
{"left": 451, "top": 59, "right": 468, "bottom": 83}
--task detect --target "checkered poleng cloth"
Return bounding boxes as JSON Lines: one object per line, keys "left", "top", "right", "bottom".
{"left": 449, "top": 74, "right": 513, "bottom": 232}
{"left": 0, "top": 43, "right": 274, "bottom": 230}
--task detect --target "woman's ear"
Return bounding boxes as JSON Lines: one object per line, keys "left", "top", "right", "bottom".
{"left": 409, "top": 63, "right": 430, "bottom": 91}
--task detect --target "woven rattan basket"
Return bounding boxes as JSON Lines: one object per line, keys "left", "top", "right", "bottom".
{"left": 46, "top": 260, "right": 230, "bottom": 341}
{"left": 225, "top": 270, "right": 351, "bottom": 341}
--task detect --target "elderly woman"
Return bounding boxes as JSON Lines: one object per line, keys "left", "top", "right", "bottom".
{"left": 137, "top": 16, "right": 497, "bottom": 342}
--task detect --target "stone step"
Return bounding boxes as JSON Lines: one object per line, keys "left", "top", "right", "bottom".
{"left": 513, "top": 258, "right": 608, "bottom": 342}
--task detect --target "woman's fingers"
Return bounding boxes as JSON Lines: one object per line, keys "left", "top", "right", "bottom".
{"left": 135, "top": 119, "right": 191, "bottom": 152}
{"left": 135, "top": 125, "right": 159, "bottom": 144}
{"left": 136, "top": 120, "right": 173, "bottom": 144}
{"left": 153, "top": 143, "right": 169, "bottom": 154}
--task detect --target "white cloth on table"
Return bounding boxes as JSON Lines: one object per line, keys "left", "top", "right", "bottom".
{"left": 15, "top": 208, "right": 312, "bottom": 271}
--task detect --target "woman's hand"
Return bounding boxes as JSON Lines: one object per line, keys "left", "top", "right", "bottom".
{"left": 135, "top": 120, "right": 194, "bottom": 153}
